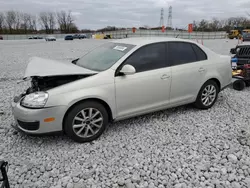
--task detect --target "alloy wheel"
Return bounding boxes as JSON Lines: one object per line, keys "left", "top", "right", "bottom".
{"left": 72, "top": 108, "right": 103, "bottom": 138}
{"left": 201, "top": 85, "right": 217, "bottom": 106}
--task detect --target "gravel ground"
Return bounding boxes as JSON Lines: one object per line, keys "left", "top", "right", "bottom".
{"left": 1, "top": 38, "right": 250, "bottom": 188}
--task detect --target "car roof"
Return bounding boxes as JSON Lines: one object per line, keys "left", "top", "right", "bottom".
{"left": 111, "top": 37, "right": 197, "bottom": 46}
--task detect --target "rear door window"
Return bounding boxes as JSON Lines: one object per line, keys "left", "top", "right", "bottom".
{"left": 191, "top": 44, "right": 207, "bottom": 61}
{"left": 168, "top": 42, "right": 197, "bottom": 66}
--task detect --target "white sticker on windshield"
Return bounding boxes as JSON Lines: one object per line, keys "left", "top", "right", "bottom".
{"left": 113, "top": 46, "right": 127, "bottom": 51}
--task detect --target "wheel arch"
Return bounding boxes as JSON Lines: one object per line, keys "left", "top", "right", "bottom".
{"left": 202, "top": 78, "right": 221, "bottom": 91}
{"left": 206, "top": 78, "right": 221, "bottom": 91}
{"left": 62, "top": 98, "right": 113, "bottom": 132}
{"left": 195, "top": 77, "right": 221, "bottom": 101}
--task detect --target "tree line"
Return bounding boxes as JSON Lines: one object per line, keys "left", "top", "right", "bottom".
{"left": 95, "top": 16, "right": 250, "bottom": 33}
{"left": 1, "top": 11, "right": 250, "bottom": 35}
{"left": 192, "top": 17, "right": 250, "bottom": 32}
{"left": 0, "top": 10, "right": 78, "bottom": 34}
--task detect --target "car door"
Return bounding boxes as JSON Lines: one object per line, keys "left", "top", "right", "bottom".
{"left": 167, "top": 42, "right": 207, "bottom": 105}
{"left": 114, "top": 42, "right": 172, "bottom": 119}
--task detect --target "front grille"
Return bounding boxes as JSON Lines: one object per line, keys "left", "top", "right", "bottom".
{"left": 237, "top": 46, "right": 250, "bottom": 57}
{"left": 17, "top": 120, "right": 39, "bottom": 131}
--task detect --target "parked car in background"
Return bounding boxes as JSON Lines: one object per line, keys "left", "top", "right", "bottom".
{"left": 79, "top": 34, "right": 87, "bottom": 39}
{"left": 242, "top": 33, "right": 250, "bottom": 42}
{"left": 72, "top": 34, "right": 79, "bottom": 39}
{"left": 64, "top": 35, "right": 73, "bottom": 40}
{"left": 11, "top": 37, "right": 232, "bottom": 143}
{"left": 45, "top": 35, "right": 56, "bottom": 41}
{"left": 73, "top": 34, "right": 87, "bottom": 39}
{"left": 28, "top": 36, "right": 43, "bottom": 39}
{"left": 0, "top": 36, "right": 3, "bottom": 40}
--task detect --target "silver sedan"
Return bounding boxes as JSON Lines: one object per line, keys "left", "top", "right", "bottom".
{"left": 11, "top": 37, "right": 232, "bottom": 143}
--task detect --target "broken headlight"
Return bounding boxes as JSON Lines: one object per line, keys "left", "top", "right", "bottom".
{"left": 20, "top": 92, "right": 49, "bottom": 108}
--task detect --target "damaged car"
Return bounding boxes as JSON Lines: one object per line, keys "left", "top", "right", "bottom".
{"left": 11, "top": 37, "right": 232, "bottom": 143}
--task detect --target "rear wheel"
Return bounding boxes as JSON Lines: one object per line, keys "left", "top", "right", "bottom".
{"left": 194, "top": 80, "right": 219, "bottom": 109}
{"left": 233, "top": 79, "right": 246, "bottom": 91}
{"left": 64, "top": 101, "right": 109, "bottom": 143}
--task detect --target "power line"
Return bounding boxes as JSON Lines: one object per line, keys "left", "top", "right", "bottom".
{"left": 159, "top": 8, "right": 164, "bottom": 27}
{"left": 167, "top": 6, "right": 172, "bottom": 28}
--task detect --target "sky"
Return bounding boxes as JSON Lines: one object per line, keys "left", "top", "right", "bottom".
{"left": 0, "top": 0, "right": 250, "bottom": 30}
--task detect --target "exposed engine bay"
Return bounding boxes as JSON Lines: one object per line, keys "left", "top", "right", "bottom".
{"left": 26, "top": 75, "right": 90, "bottom": 94}
{"left": 13, "top": 74, "right": 92, "bottom": 103}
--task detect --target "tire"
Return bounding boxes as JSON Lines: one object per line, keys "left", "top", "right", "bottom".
{"left": 194, "top": 80, "right": 219, "bottom": 109}
{"left": 233, "top": 79, "right": 246, "bottom": 91}
{"left": 64, "top": 101, "right": 109, "bottom": 143}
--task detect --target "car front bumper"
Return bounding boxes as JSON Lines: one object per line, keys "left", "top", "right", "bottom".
{"left": 11, "top": 101, "right": 67, "bottom": 134}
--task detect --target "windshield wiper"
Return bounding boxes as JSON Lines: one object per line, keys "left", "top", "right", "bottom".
{"left": 71, "top": 58, "right": 79, "bottom": 64}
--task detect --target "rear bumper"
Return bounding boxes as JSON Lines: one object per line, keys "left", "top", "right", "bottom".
{"left": 221, "top": 82, "right": 232, "bottom": 91}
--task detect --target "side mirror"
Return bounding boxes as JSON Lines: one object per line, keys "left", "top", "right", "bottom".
{"left": 230, "top": 48, "right": 236, "bottom": 54}
{"left": 119, "top": 64, "right": 136, "bottom": 75}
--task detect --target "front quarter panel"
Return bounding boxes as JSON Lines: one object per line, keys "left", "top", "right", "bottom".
{"left": 45, "top": 69, "right": 117, "bottom": 118}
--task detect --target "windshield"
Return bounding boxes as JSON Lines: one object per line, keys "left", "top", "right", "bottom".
{"left": 75, "top": 42, "right": 136, "bottom": 71}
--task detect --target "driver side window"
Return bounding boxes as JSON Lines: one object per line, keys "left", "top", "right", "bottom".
{"left": 123, "top": 43, "right": 166, "bottom": 73}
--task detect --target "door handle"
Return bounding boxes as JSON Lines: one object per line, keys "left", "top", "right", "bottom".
{"left": 198, "top": 67, "right": 205, "bottom": 72}
{"left": 161, "top": 74, "right": 170, "bottom": 80}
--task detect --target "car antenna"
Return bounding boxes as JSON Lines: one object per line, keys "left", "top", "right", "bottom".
{"left": 175, "top": 25, "right": 189, "bottom": 38}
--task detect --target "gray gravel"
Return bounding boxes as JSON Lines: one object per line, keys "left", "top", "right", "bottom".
{"left": 1, "top": 38, "right": 250, "bottom": 188}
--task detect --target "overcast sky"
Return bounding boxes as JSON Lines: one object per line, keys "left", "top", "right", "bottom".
{"left": 0, "top": 0, "right": 249, "bottom": 29}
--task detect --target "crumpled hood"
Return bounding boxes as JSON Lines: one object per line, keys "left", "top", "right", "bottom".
{"left": 23, "top": 56, "right": 98, "bottom": 79}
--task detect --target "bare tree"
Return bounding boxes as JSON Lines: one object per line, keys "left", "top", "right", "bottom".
{"left": 15, "top": 11, "right": 21, "bottom": 30}
{"left": 48, "top": 12, "right": 56, "bottom": 33}
{"left": 39, "top": 12, "right": 55, "bottom": 33}
{"left": 21, "top": 13, "right": 31, "bottom": 33}
{"left": 56, "top": 10, "right": 74, "bottom": 33}
{"left": 39, "top": 12, "right": 49, "bottom": 33}
{"left": 0, "top": 12, "right": 5, "bottom": 33}
{"left": 30, "top": 15, "right": 37, "bottom": 31}
{"left": 5, "top": 10, "right": 17, "bottom": 33}
{"left": 66, "top": 11, "right": 74, "bottom": 32}
{"left": 211, "top": 18, "right": 220, "bottom": 30}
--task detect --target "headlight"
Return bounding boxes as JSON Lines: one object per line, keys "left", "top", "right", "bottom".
{"left": 21, "top": 92, "right": 49, "bottom": 108}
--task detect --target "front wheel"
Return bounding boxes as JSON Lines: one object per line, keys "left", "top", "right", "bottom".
{"left": 194, "top": 80, "right": 219, "bottom": 109}
{"left": 64, "top": 101, "right": 109, "bottom": 143}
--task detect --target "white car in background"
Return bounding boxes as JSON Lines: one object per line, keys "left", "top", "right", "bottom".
{"left": 45, "top": 35, "right": 56, "bottom": 41}
{"left": 11, "top": 37, "right": 232, "bottom": 143}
